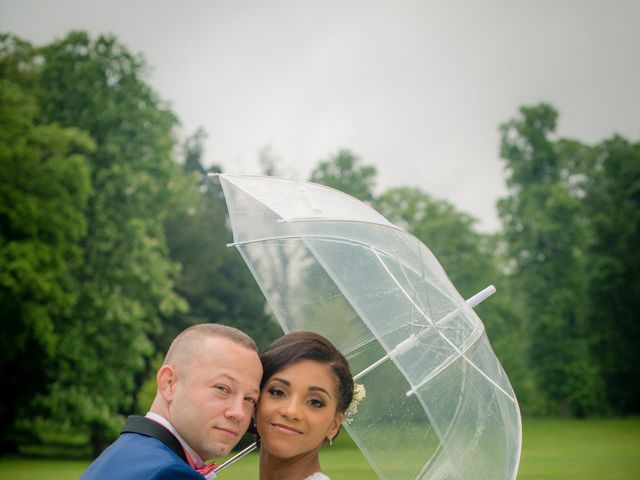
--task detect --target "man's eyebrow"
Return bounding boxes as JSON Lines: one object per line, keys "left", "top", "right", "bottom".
{"left": 248, "top": 385, "right": 260, "bottom": 396}
{"left": 211, "top": 373, "right": 235, "bottom": 382}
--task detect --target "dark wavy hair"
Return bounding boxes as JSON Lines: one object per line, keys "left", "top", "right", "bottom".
{"left": 260, "top": 331, "right": 354, "bottom": 413}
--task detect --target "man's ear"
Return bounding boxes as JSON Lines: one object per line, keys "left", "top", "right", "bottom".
{"left": 247, "top": 409, "right": 258, "bottom": 435}
{"left": 157, "top": 365, "right": 178, "bottom": 401}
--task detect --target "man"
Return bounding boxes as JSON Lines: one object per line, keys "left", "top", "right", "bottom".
{"left": 81, "top": 323, "right": 263, "bottom": 479}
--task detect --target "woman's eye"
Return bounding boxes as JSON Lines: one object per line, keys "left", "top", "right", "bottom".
{"left": 308, "top": 398, "right": 326, "bottom": 409}
{"left": 268, "top": 387, "right": 285, "bottom": 398}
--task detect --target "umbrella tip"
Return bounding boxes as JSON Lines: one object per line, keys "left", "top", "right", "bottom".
{"left": 466, "top": 285, "right": 497, "bottom": 308}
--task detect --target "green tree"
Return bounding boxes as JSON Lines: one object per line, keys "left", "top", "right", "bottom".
{"left": 309, "top": 149, "right": 377, "bottom": 202}
{"left": 583, "top": 136, "right": 640, "bottom": 414}
{"left": 162, "top": 130, "right": 280, "bottom": 353}
{"left": 0, "top": 63, "right": 93, "bottom": 448}
{"left": 24, "top": 31, "right": 186, "bottom": 454}
{"left": 498, "top": 104, "right": 599, "bottom": 415}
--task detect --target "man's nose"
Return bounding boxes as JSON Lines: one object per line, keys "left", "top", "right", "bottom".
{"left": 225, "top": 396, "right": 248, "bottom": 421}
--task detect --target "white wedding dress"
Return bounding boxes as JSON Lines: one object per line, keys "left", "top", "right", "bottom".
{"left": 304, "top": 473, "right": 330, "bottom": 480}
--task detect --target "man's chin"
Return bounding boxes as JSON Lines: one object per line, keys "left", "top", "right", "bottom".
{"left": 207, "top": 443, "right": 234, "bottom": 460}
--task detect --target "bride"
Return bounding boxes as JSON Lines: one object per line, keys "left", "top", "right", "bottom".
{"left": 256, "top": 331, "right": 355, "bottom": 480}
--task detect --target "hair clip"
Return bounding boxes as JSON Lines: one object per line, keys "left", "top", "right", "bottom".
{"left": 343, "top": 383, "right": 366, "bottom": 425}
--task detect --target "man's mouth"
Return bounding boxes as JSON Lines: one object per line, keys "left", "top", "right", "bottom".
{"left": 214, "top": 426, "right": 238, "bottom": 437}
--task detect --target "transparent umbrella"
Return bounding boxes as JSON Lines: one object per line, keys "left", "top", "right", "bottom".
{"left": 213, "top": 174, "right": 521, "bottom": 480}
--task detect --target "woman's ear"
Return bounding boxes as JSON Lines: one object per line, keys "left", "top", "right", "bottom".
{"left": 157, "top": 365, "right": 178, "bottom": 401}
{"left": 328, "top": 412, "right": 344, "bottom": 439}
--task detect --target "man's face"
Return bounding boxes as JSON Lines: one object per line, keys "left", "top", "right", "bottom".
{"left": 167, "top": 336, "right": 262, "bottom": 460}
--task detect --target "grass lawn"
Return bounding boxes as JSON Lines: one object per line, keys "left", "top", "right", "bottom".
{"left": 0, "top": 418, "right": 638, "bottom": 479}
{"left": 0, "top": 458, "right": 90, "bottom": 480}
{"left": 517, "top": 418, "right": 640, "bottom": 480}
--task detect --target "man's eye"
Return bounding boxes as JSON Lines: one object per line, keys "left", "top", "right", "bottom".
{"left": 244, "top": 396, "right": 257, "bottom": 405}
{"left": 215, "top": 385, "right": 230, "bottom": 394}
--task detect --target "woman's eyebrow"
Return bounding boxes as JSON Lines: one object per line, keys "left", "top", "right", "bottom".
{"left": 309, "top": 386, "right": 332, "bottom": 398}
{"left": 269, "top": 377, "right": 290, "bottom": 386}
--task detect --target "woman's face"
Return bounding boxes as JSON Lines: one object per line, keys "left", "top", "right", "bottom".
{"left": 256, "top": 359, "right": 344, "bottom": 459}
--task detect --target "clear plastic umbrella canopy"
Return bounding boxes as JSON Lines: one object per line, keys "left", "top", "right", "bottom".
{"left": 216, "top": 174, "right": 521, "bottom": 480}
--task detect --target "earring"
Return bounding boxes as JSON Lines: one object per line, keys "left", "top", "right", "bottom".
{"left": 328, "top": 436, "right": 333, "bottom": 447}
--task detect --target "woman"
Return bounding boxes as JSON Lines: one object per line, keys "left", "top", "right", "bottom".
{"left": 256, "top": 331, "right": 354, "bottom": 480}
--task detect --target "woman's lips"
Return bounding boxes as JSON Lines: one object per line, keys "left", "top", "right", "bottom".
{"left": 272, "top": 423, "right": 303, "bottom": 435}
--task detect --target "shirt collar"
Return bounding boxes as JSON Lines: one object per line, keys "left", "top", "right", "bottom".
{"left": 145, "top": 412, "right": 207, "bottom": 468}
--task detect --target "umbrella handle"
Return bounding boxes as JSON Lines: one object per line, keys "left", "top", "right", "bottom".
{"left": 213, "top": 442, "right": 258, "bottom": 473}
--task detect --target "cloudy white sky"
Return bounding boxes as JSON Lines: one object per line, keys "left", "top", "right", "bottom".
{"left": 2, "top": 0, "right": 639, "bottom": 231}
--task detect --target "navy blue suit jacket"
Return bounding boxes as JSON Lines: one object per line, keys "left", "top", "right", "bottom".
{"left": 81, "top": 429, "right": 205, "bottom": 480}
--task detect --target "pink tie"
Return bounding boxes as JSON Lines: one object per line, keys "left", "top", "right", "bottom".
{"left": 185, "top": 450, "right": 217, "bottom": 479}
{"left": 196, "top": 462, "right": 217, "bottom": 479}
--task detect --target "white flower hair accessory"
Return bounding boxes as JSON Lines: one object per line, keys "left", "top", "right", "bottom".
{"left": 343, "top": 383, "right": 366, "bottom": 425}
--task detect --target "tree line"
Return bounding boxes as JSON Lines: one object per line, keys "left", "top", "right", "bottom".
{"left": 1, "top": 31, "right": 638, "bottom": 455}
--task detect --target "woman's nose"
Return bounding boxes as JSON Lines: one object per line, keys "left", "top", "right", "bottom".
{"left": 279, "top": 397, "right": 302, "bottom": 420}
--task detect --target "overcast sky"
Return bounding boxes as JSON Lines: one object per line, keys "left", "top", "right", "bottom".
{"left": 2, "top": 0, "right": 639, "bottom": 231}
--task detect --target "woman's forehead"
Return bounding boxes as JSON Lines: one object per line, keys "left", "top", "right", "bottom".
{"left": 269, "top": 359, "right": 337, "bottom": 389}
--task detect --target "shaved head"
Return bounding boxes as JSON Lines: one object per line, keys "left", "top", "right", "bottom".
{"left": 164, "top": 323, "right": 257, "bottom": 372}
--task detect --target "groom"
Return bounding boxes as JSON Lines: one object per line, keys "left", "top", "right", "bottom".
{"left": 81, "top": 323, "right": 263, "bottom": 479}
